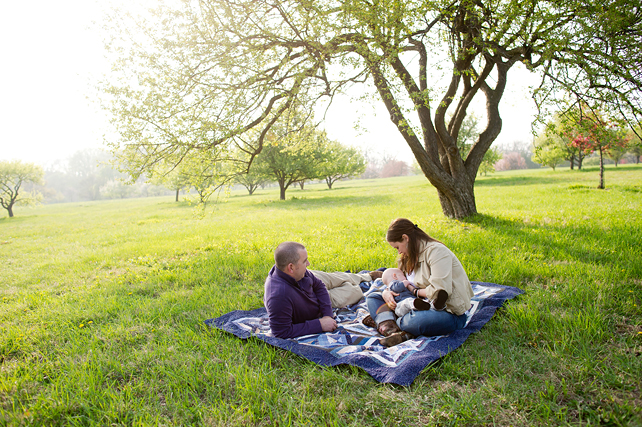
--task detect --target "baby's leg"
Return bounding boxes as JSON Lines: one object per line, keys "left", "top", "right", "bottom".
{"left": 394, "top": 298, "right": 414, "bottom": 318}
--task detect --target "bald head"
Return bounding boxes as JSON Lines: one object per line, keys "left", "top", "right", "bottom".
{"left": 382, "top": 267, "right": 406, "bottom": 286}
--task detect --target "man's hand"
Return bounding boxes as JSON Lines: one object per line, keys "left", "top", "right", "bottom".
{"left": 319, "top": 316, "right": 337, "bottom": 332}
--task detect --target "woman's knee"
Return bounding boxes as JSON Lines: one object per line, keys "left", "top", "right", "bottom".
{"left": 399, "top": 310, "right": 461, "bottom": 337}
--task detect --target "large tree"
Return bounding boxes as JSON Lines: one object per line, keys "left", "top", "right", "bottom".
{"left": 0, "top": 161, "right": 44, "bottom": 218}
{"left": 102, "top": 0, "right": 642, "bottom": 218}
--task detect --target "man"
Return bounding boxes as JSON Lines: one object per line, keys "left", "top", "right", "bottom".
{"left": 264, "top": 241, "right": 382, "bottom": 339}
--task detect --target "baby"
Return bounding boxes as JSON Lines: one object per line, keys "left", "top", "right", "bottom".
{"left": 382, "top": 268, "right": 431, "bottom": 318}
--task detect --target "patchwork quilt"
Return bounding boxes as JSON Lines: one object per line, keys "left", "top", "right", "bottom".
{"left": 205, "top": 279, "right": 523, "bottom": 386}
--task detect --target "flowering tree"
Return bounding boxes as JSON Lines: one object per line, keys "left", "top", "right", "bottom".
{"left": 567, "top": 108, "right": 629, "bottom": 189}
{"left": 537, "top": 115, "right": 587, "bottom": 169}
{"left": 564, "top": 129, "right": 593, "bottom": 170}
{"left": 494, "top": 152, "right": 527, "bottom": 171}
{"left": 380, "top": 160, "right": 409, "bottom": 178}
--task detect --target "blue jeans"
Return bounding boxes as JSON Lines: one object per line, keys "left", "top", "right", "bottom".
{"left": 366, "top": 292, "right": 468, "bottom": 337}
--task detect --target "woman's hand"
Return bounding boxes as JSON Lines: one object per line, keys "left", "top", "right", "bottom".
{"left": 382, "top": 289, "right": 398, "bottom": 309}
{"left": 403, "top": 280, "right": 415, "bottom": 293}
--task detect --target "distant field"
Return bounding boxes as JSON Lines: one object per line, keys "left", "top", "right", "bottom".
{"left": 1, "top": 165, "right": 641, "bottom": 426}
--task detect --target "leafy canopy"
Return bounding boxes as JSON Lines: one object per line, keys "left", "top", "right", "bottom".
{"left": 100, "top": 0, "right": 642, "bottom": 217}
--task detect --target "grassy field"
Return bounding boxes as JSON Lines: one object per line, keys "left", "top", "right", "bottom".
{"left": 1, "top": 165, "right": 641, "bottom": 426}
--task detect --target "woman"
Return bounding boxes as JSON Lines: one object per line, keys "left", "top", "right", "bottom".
{"left": 365, "top": 218, "right": 474, "bottom": 347}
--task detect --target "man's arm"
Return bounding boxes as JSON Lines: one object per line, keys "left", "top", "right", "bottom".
{"left": 265, "top": 294, "right": 323, "bottom": 339}
{"left": 310, "top": 273, "right": 334, "bottom": 318}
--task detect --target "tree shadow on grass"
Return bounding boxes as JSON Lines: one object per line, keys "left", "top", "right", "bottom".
{"left": 250, "top": 194, "right": 395, "bottom": 210}
{"left": 463, "top": 213, "right": 642, "bottom": 276}
{"left": 474, "top": 175, "right": 565, "bottom": 187}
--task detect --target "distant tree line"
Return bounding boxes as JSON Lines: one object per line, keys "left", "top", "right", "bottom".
{"left": 4, "top": 103, "right": 639, "bottom": 218}
{"left": 38, "top": 149, "right": 172, "bottom": 204}
{"left": 144, "top": 110, "right": 369, "bottom": 204}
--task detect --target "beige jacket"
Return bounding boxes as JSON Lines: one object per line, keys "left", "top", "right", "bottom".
{"left": 411, "top": 241, "right": 474, "bottom": 315}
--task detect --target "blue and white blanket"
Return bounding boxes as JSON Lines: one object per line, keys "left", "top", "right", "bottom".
{"left": 205, "top": 280, "right": 523, "bottom": 386}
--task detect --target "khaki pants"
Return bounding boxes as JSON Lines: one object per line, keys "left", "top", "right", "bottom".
{"left": 310, "top": 270, "right": 373, "bottom": 308}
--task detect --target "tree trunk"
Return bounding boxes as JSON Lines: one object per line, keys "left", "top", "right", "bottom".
{"left": 278, "top": 179, "right": 286, "bottom": 200}
{"left": 326, "top": 177, "right": 333, "bottom": 189}
{"left": 578, "top": 151, "right": 584, "bottom": 170}
{"left": 435, "top": 181, "right": 477, "bottom": 219}
{"left": 570, "top": 154, "right": 575, "bottom": 170}
{"left": 598, "top": 147, "right": 605, "bottom": 189}
{"left": 8, "top": 205, "right": 14, "bottom": 217}
{"left": 175, "top": 189, "right": 179, "bottom": 202}
{"left": 298, "top": 181, "right": 305, "bottom": 190}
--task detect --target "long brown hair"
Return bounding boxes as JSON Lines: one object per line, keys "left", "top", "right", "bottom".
{"left": 386, "top": 218, "right": 440, "bottom": 273}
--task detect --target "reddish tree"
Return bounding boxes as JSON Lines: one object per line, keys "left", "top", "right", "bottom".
{"left": 564, "top": 132, "right": 593, "bottom": 169}
{"left": 570, "top": 112, "right": 629, "bottom": 189}
{"left": 494, "top": 152, "right": 527, "bottom": 171}
{"left": 380, "top": 160, "right": 409, "bottom": 178}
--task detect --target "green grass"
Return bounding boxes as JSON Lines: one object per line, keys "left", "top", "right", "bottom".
{"left": 1, "top": 164, "right": 641, "bottom": 426}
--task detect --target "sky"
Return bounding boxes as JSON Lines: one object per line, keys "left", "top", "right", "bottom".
{"left": 1, "top": 0, "right": 109, "bottom": 167}
{"left": 1, "top": 0, "right": 541, "bottom": 168}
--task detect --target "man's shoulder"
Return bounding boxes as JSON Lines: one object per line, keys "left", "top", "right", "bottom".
{"left": 265, "top": 267, "right": 294, "bottom": 300}
{"left": 266, "top": 269, "right": 285, "bottom": 288}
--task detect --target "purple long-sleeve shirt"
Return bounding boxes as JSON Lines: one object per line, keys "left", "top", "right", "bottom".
{"left": 263, "top": 266, "right": 333, "bottom": 339}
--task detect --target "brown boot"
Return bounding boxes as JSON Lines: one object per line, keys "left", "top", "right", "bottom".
{"left": 368, "top": 270, "right": 383, "bottom": 280}
{"left": 377, "top": 319, "right": 401, "bottom": 337}
{"left": 362, "top": 315, "right": 376, "bottom": 329}
{"left": 432, "top": 290, "right": 448, "bottom": 311}
{"left": 380, "top": 331, "right": 415, "bottom": 347}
